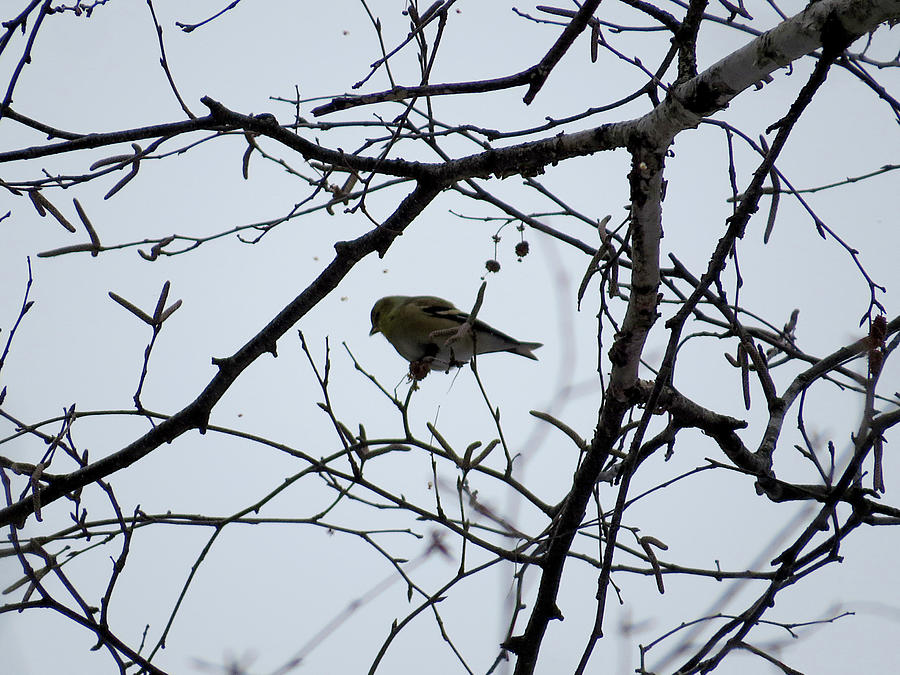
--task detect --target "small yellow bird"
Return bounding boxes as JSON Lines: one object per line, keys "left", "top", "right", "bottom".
{"left": 370, "top": 295, "right": 542, "bottom": 373}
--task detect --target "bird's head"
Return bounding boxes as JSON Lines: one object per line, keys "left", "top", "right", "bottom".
{"left": 369, "top": 296, "right": 400, "bottom": 336}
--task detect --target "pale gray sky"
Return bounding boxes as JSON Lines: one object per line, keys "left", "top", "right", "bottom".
{"left": 2, "top": 2, "right": 898, "bottom": 674}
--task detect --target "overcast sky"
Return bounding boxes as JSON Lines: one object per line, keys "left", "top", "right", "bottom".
{"left": 2, "top": 2, "right": 899, "bottom": 674}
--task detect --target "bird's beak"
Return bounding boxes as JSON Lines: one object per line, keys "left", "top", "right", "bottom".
{"left": 369, "top": 326, "right": 379, "bottom": 336}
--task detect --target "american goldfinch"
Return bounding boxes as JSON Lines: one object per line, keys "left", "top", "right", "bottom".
{"left": 369, "top": 295, "right": 542, "bottom": 373}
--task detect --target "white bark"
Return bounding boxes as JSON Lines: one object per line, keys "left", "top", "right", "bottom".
{"left": 646, "top": 0, "right": 900, "bottom": 141}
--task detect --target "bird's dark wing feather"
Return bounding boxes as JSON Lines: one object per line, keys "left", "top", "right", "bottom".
{"left": 419, "top": 298, "right": 531, "bottom": 348}
{"left": 420, "top": 301, "right": 467, "bottom": 324}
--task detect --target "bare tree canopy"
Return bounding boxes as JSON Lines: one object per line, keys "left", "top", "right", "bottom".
{"left": 1, "top": 1, "right": 899, "bottom": 673}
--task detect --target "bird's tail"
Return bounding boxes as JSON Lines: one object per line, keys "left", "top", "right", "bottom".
{"left": 512, "top": 342, "right": 542, "bottom": 360}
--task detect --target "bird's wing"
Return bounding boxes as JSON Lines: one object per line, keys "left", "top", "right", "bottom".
{"left": 407, "top": 296, "right": 540, "bottom": 359}
{"left": 413, "top": 297, "right": 524, "bottom": 344}
{"left": 411, "top": 297, "right": 467, "bottom": 324}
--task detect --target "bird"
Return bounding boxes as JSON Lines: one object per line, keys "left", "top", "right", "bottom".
{"left": 369, "top": 295, "right": 542, "bottom": 375}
